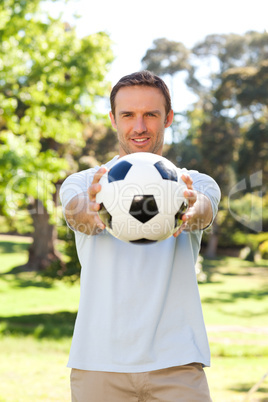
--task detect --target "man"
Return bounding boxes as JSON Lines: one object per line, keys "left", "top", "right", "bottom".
{"left": 60, "top": 70, "right": 221, "bottom": 401}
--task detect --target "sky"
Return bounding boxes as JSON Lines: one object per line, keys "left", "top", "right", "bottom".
{"left": 44, "top": 0, "right": 268, "bottom": 112}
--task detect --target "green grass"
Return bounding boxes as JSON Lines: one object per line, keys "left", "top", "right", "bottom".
{"left": 206, "top": 357, "right": 268, "bottom": 402}
{"left": 0, "top": 236, "right": 79, "bottom": 401}
{"left": 0, "top": 337, "right": 71, "bottom": 401}
{"left": 200, "top": 257, "right": 268, "bottom": 326}
{"left": 199, "top": 256, "right": 268, "bottom": 401}
{"left": 0, "top": 236, "right": 268, "bottom": 401}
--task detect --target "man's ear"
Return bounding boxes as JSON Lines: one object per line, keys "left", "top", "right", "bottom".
{"left": 165, "top": 109, "right": 174, "bottom": 128}
{"left": 109, "top": 111, "right": 117, "bottom": 129}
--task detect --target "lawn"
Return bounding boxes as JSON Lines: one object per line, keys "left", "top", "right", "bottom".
{"left": 0, "top": 236, "right": 80, "bottom": 401}
{"left": 200, "top": 257, "right": 268, "bottom": 401}
{"left": 0, "top": 236, "right": 267, "bottom": 401}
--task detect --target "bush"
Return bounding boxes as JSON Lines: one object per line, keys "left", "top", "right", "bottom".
{"left": 214, "top": 194, "right": 268, "bottom": 251}
{"left": 259, "top": 240, "right": 268, "bottom": 259}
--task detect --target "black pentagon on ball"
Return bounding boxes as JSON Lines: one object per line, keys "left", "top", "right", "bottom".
{"left": 130, "top": 238, "right": 157, "bottom": 244}
{"left": 98, "top": 203, "right": 112, "bottom": 229}
{"left": 129, "top": 195, "right": 159, "bottom": 224}
{"left": 154, "top": 161, "right": 177, "bottom": 182}
{"left": 108, "top": 161, "right": 133, "bottom": 183}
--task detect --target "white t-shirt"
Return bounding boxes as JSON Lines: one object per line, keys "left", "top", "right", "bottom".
{"left": 60, "top": 156, "right": 221, "bottom": 373}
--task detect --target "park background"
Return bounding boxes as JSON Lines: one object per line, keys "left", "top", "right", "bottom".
{"left": 0, "top": 0, "right": 267, "bottom": 400}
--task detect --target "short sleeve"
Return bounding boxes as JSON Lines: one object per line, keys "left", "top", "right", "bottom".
{"left": 60, "top": 167, "right": 99, "bottom": 211}
{"left": 59, "top": 155, "right": 119, "bottom": 231}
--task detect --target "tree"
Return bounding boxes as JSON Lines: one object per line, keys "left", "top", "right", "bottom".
{"left": 147, "top": 31, "right": 268, "bottom": 257}
{"left": 216, "top": 61, "right": 268, "bottom": 108}
{"left": 188, "top": 31, "right": 268, "bottom": 109}
{"left": 215, "top": 60, "right": 268, "bottom": 184}
{"left": 141, "top": 38, "right": 190, "bottom": 76}
{"left": 141, "top": 38, "right": 191, "bottom": 99}
{"left": 0, "top": 0, "right": 113, "bottom": 270}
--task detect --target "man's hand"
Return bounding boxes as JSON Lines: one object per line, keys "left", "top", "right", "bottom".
{"left": 65, "top": 167, "right": 107, "bottom": 235}
{"left": 173, "top": 174, "right": 212, "bottom": 237}
{"left": 87, "top": 167, "right": 107, "bottom": 233}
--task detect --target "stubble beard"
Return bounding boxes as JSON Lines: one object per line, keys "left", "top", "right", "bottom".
{"left": 118, "top": 130, "right": 164, "bottom": 157}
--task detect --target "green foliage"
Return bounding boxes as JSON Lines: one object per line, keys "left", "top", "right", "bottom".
{"left": 229, "top": 193, "right": 264, "bottom": 230}
{"left": 41, "top": 227, "right": 82, "bottom": 282}
{"left": 77, "top": 122, "right": 119, "bottom": 168}
{"left": 0, "top": 0, "right": 113, "bottom": 220}
{"left": 142, "top": 38, "right": 190, "bottom": 77}
{"left": 259, "top": 240, "right": 268, "bottom": 259}
{"left": 0, "top": 132, "right": 66, "bottom": 215}
{"left": 236, "top": 120, "right": 268, "bottom": 184}
{"left": 147, "top": 31, "right": 268, "bottom": 255}
{"left": 216, "top": 61, "right": 268, "bottom": 107}
{"left": 231, "top": 231, "right": 268, "bottom": 250}
{"left": 214, "top": 194, "right": 268, "bottom": 250}
{"left": 192, "top": 31, "right": 268, "bottom": 74}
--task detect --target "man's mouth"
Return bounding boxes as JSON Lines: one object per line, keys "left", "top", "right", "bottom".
{"left": 131, "top": 137, "right": 150, "bottom": 143}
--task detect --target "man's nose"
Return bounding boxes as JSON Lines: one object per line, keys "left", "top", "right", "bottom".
{"left": 133, "top": 117, "right": 147, "bottom": 133}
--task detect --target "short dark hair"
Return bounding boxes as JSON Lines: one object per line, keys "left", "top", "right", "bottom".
{"left": 110, "top": 70, "right": 172, "bottom": 116}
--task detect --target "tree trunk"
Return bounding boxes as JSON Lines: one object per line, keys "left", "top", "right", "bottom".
{"left": 205, "top": 220, "right": 219, "bottom": 259}
{"left": 25, "top": 199, "right": 62, "bottom": 271}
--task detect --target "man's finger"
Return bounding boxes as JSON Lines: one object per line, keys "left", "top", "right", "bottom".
{"left": 91, "top": 167, "right": 107, "bottom": 185}
{"left": 181, "top": 174, "right": 193, "bottom": 189}
{"left": 90, "top": 200, "right": 102, "bottom": 212}
{"left": 184, "top": 189, "right": 197, "bottom": 207}
{"left": 173, "top": 222, "right": 187, "bottom": 238}
{"left": 88, "top": 167, "right": 107, "bottom": 201}
{"left": 88, "top": 183, "right": 102, "bottom": 201}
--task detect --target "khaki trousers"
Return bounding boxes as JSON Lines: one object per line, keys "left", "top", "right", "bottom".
{"left": 70, "top": 363, "right": 212, "bottom": 402}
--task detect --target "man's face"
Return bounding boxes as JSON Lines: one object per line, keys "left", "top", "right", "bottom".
{"left": 109, "top": 86, "right": 173, "bottom": 157}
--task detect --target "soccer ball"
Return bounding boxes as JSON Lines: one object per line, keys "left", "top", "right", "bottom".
{"left": 96, "top": 152, "right": 188, "bottom": 244}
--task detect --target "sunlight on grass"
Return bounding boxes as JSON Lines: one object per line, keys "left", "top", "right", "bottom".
{"left": 0, "top": 273, "right": 80, "bottom": 318}
{"left": 206, "top": 357, "right": 268, "bottom": 402}
{"left": 199, "top": 256, "right": 268, "bottom": 401}
{"left": 0, "top": 337, "right": 71, "bottom": 401}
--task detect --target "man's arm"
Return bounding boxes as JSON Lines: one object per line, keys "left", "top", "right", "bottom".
{"left": 64, "top": 167, "right": 107, "bottom": 236}
{"left": 173, "top": 174, "right": 213, "bottom": 237}
{"left": 64, "top": 169, "right": 214, "bottom": 237}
